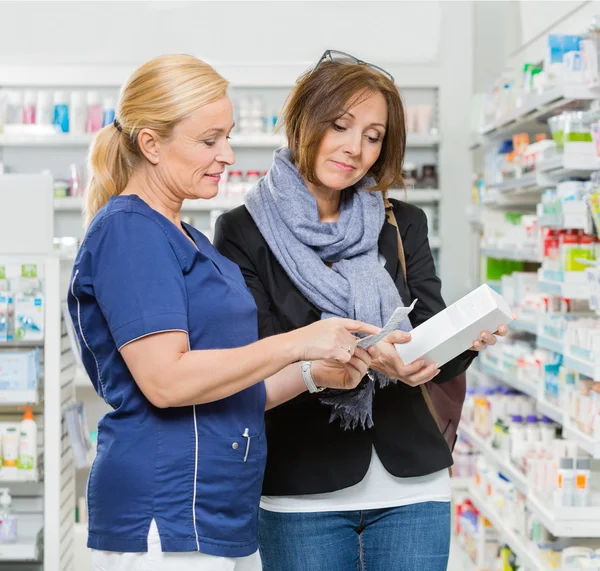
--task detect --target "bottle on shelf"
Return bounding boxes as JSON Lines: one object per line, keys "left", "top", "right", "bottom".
{"left": 17, "top": 406, "right": 37, "bottom": 476}
{"left": 102, "top": 97, "right": 116, "bottom": 129}
{"left": 0, "top": 489, "right": 17, "bottom": 543}
{"left": 85, "top": 91, "right": 103, "bottom": 133}
{"left": 52, "top": 91, "right": 70, "bottom": 133}
{"left": 35, "top": 91, "right": 53, "bottom": 126}
{"left": 5, "top": 91, "right": 23, "bottom": 125}
{"left": 68, "top": 164, "right": 83, "bottom": 198}
{"left": 70, "top": 92, "right": 86, "bottom": 135}
{"left": 22, "top": 90, "right": 36, "bottom": 125}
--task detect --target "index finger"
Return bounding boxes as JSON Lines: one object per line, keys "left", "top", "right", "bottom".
{"left": 339, "top": 319, "right": 381, "bottom": 336}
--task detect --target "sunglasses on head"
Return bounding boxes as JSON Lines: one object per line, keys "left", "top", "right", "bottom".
{"left": 313, "top": 50, "right": 395, "bottom": 83}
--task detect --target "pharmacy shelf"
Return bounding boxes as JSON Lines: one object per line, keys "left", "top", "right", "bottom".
{"left": 536, "top": 396, "right": 564, "bottom": 425}
{"left": 527, "top": 491, "right": 600, "bottom": 537}
{"left": 478, "top": 84, "right": 600, "bottom": 139}
{"left": 460, "top": 423, "right": 528, "bottom": 494}
{"left": 537, "top": 213, "right": 581, "bottom": 229}
{"left": 0, "top": 132, "right": 286, "bottom": 148}
{"left": 0, "top": 132, "right": 439, "bottom": 148}
{"left": 486, "top": 171, "right": 542, "bottom": 195}
{"left": 0, "top": 389, "right": 38, "bottom": 406}
{"left": 0, "top": 515, "right": 42, "bottom": 561}
{"left": 563, "top": 354, "right": 600, "bottom": 380}
{"left": 481, "top": 190, "right": 541, "bottom": 208}
{"left": 563, "top": 423, "right": 600, "bottom": 458}
{"left": 510, "top": 318, "right": 538, "bottom": 335}
{"left": 406, "top": 133, "right": 440, "bottom": 147}
{"left": 480, "top": 362, "right": 539, "bottom": 399}
{"left": 0, "top": 133, "right": 94, "bottom": 147}
{"left": 0, "top": 340, "right": 44, "bottom": 348}
{"left": 54, "top": 196, "right": 245, "bottom": 213}
{"left": 467, "top": 485, "right": 549, "bottom": 571}
{"left": 537, "top": 212, "right": 589, "bottom": 231}
{"left": 450, "top": 477, "right": 471, "bottom": 491}
{"left": 537, "top": 153, "right": 600, "bottom": 179}
{"left": 480, "top": 247, "right": 541, "bottom": 263}
{"left": 537, "top": 270, "right": 590, "bottom": 300}
{"left": 391, "top": 189, "right": 441, "bottom": 203}
{"left": 537, "top": 335, "right": 565, "bottom": 354}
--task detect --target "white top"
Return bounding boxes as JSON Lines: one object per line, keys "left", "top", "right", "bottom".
{"left": 260, "top": 446, "right": 451, "bottom": 513}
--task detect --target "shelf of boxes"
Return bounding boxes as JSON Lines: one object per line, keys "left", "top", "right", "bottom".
{"left": 527, "top": 491, "right": 600, "bottom": 537}
{"left": 537, "top": 269, "right": 591, "bottom": 300}
{"left": 536, "top": 334, "right": 565, "bottom": 354}
{"left": 466, "top": 485, "right": 550, "bottom": 571}
{"left": 563, "top": 421, "right": 600, "bottom": 459}
{"left": 480, "top": 247, "right": 542, "bottom": 263}
{"left": 479, "top": 362, "right": 539, "bottom": 399}
{"left": 0, "top": 132, "right": 440, "bottom": 149}
{"left": 0, "top": 514, "right": 43, "bottom": 562}
{"left": 563, "top": 353, "right": 600, "bottom": 380}
{"left": 389, "top": 188, "right": 441, "bottom": 203}
{"left": 510, "top": 317, "right": 538, "bottom": 335}
{"left": 460, "top": 423, "right": 529, "bottom": 494}
{"left": 536, "top": 395, "right": 565, "bottom": 425}
{"left": 536, "top": 152, "right": 600, "bottom": 179}
{"left": 0, "top": 132, "right": 287, "bottom": 148}
{"left": 463, "top": 422, "right": 600, "bottom": 539}
{"left": 478, "top": 84, "right": 600, "bottom": 139}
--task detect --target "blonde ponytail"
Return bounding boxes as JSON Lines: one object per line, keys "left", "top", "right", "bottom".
{"left": 83, "top": 54, "right": 229, "bottom": 227}
{"left": 84, "top": 125, "right": 132, "bottom": 227}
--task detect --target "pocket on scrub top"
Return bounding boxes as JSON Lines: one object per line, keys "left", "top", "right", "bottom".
{"left": 194, "top": 431, "right": 267, "bottom": 543}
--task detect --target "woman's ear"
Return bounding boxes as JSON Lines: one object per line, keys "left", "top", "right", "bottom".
{"left": 137, "top": 128, "right": 161, "bottom": 165}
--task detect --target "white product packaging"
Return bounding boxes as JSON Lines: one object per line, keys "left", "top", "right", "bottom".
{"left": 395, "top": 284, "right": 512, "bottom": 366}
{"left": 574, "top": 457, "right": 592, "bottom": 507}
{"left": 13, "top": 293, "right": 44, "bottom": 341}
{"left": 555, "top": 457, "right": 575, "bottom": 507}
{"left": 0, "top": 349, "right": 39, "bottom": 391}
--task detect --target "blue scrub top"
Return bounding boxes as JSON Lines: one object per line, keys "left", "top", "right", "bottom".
{"left": 67, "top": 195, "right": 266, "bottom": 557}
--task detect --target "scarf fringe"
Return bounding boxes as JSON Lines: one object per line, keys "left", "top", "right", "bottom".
{"left": 319, "top": 370, "right": 392, "bottom": 430}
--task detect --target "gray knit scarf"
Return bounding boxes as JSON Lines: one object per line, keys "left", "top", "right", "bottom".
{"left": 245, "top": 148, "right": 411, "bottom": 429}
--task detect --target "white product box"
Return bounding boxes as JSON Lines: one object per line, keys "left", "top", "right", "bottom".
{"left": 395, "top": 284, "right": 513, "bottom": 366}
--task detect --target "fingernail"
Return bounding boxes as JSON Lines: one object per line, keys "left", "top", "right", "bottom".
{"left": 435, "top": 370, "right": 441, "bottom": 376}
{"left": 434, "top": 363, "right": 440, "bottom": 369}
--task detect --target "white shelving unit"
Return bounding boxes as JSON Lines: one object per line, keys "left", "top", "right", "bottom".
{"left": 478, "top": 84, "right": 600, "bottom": 139}
{"left": 0, "top": 174, "right": 76, "bottom": 571}
{"left": 466, "top": 485, "right": 550, "bottom": 571}
{"left": 480, "top": 247, "right": 541, "bottom": 263}
{"left": 0, "top": 132, "right": 287, "bottom": 149}
{"left": 479, "top": 361, "right": 538, "bottom": 399}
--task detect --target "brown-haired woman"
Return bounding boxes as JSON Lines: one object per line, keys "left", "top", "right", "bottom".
{"left": 214, "top": 50, "right": 506, "bottom": 571}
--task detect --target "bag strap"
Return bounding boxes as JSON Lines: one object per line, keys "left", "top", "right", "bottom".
{"left": 384, "top": 198, "right": 407, "bottom": 283}
{"left": 383, "top": 198, "right": 443, "bottom": 432}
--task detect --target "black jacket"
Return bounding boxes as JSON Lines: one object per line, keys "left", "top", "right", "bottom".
{"left": 214, "top": 199, "right": 476, "bottom": 495}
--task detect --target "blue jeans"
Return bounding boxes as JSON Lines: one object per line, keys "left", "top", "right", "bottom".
{"left": 258, "top": 501, "right": 450, "bottom": 571}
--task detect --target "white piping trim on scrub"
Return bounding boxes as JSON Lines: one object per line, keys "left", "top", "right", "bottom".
{"left": 188, "top": 334, "right": 200, "bottom": 551}
{"left": 118, "top": 329, "right": 188, "bottom": 351}
{"left": 71, "top": 269, "right": 105, "bottom": 399}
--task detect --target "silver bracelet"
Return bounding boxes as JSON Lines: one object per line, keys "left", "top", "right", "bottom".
{"left": 300, "top": 361, "right": 325, "bottom": 393}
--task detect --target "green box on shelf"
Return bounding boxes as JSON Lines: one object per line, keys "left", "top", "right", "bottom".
{"left": 486, "top": 258, "right": 525, "bottom": 281}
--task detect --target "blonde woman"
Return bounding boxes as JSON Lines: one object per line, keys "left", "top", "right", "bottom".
{"left": 67, "top": 54, "right": 377, "bottom": 571}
